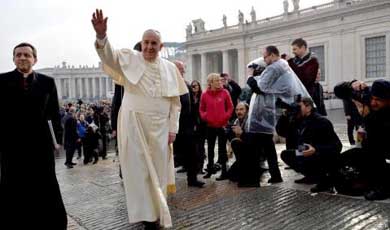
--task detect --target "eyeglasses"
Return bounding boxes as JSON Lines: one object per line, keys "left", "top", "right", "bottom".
{"left": 191, "top": 85, "right": 198, "bottom": 88}
{"left": 263, "top": 54, "right": 270, "bottom": 59}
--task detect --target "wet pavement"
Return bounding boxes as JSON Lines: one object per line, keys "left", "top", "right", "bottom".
{"left": 57, "top": 109, "right": 390, "bottom": 230}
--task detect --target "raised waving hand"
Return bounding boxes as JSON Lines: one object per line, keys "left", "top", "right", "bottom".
{"left": 92, "top": 9, "right": 108, "bottom": 39}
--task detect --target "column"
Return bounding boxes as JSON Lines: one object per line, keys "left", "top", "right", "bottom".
{"left": 186, "top": 54, "right": 193, "bottom": 81}
{"left": 201, "top": 53, "right": 208, "bottom": 86}
{"left": 105, "top": 78, "right": 109, "bottom": 97}
{"left": 71, "top": 78, "right": 77, "bottom": 99}
{"left": 222, "top": 50, "right": 229, "bottom": 74}
{"left": 55, "top": 79, "right": 62, "bottom": 100}
{"left": 78, "top": 78, "right": 83, "bottom": 99}
{"left": 92, "top": 77, "right": 96, "bottom": 99}
{"left": 67, "top": 79, "right": 72, "bottom": 99}
{"left": 237, "top": 48, "right": 246, "bottom": 86}
{"left": 99, "top": 77, "right": 103, "bottom": 99}
{"left": 85, "top": 78, "right": 90, "bottom": 99}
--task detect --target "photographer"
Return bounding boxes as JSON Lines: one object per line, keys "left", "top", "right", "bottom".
{"left": 246, "top": 46, "right": 311, "bottom": 184}
{"left": 278, "top": 97, "right": 342, "bottom": 193}
{"left": 224, "top": 102, "right": 260, "bottom": 187}
{"left": 334, "top": 79, "right": 390, "bottom": 200}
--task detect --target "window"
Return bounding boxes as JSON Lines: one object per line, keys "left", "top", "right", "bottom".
{"left": 365, "top": 36, "right": 386, "bottom": 79}
{"left": 309, "top": 45, "right": 325, "bottom": 81}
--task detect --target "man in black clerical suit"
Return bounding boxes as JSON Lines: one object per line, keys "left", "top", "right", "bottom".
{"left": 0, "top": 42, "right": 67, "bottom": 229}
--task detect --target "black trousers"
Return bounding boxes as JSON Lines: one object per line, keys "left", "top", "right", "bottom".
{"left": 231, "top": 138, "right": 261, "bottom": 184}
{"left": 282, "top": 150, "right": 321, "bottom": 176}
{"left": 281, "top": 149, "right": 338, "bottom": 185}
{"left": 76, "top": 141, "right": 83, "bottom": 157}
{"left": 173, "top": 134, "right": 186, "bottom": 168}
{"left": 100, "top": 133, "right": 107, "bottom": 158}
{"left": 236, "top": 133, "right": 281, "bottom": 183}
{"left": 174, "top": 133, "right": 202, "bottom": 183}
{"left": 347, "top": 119, "right": 358, "bottom": 145}
{"left": 206, "top": 127, "right": 227, "bottom": 170}
{"left": 252, "top": 133, "right": 282, "bottom": 180}
{"left": 65, "top": 147, "right": 76, "bottom": 165}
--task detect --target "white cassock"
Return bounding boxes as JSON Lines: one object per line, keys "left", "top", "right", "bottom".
{"left": 95, "top": 37, "right": 188, "bottom": 228}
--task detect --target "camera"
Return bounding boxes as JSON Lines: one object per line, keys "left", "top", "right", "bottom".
{"left": 276, "top": 94, "right": 302, "bottom": 120}
{"left": 334, "top": 81, "right": 371, "bottom": 105}
{"left": 247, "top": 63, "right": 266, "bottom": 77}
{"left": 247, "top": 57, "right": 266, "bottom": 77}
{"left": 296, "top": 143, "right": 309, "bottom": 157}
{"left": 351, "top": 87, "right": 371, "bottom": 105}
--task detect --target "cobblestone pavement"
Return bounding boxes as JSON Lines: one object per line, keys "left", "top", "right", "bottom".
{"left": 57, "top": 110, "right": 390, "bottom": 230}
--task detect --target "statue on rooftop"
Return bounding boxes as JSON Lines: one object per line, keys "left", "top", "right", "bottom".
{"left": 284, "top": 0, "right": 289, "bottom": 14}
{"left": 250, "top": 6, "right": 256, "bottom": 23}
{"left": 293, "top": 0, "right": 300, "bottom": 12}
{"left": 223, "top": 14, "right": 227, "bottom": 28}
{"left": 186, "top": 23, "right": 192, "bottom": 36}
{"left": 238, "top": 10, "right": 244, "bottom": 24}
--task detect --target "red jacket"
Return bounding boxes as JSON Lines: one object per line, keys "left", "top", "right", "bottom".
{"left": 288, "top": 53, "right": 319, "bottom": 97}
{"left": 199, "top": 88, "right": 234, "bottom": 128}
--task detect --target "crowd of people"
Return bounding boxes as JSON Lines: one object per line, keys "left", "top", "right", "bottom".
{"left": 60, "top": 100, "right": 111, "bottom": 168}
{"left": 1, "top": 9, "right": 389, "bottom": 229}
{"left": 172, "top": 37, "right": 390, "bottom": 205}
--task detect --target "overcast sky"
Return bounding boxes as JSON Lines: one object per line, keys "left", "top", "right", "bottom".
{"left": 0, "top": 0, "right": 330, "bottom": 71}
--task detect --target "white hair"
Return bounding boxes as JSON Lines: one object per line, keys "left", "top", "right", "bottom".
{"left": 142, "top": 29, "right": 162, "bottom": 42}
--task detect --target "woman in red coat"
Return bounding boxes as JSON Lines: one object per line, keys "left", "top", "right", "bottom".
{"left": 199, "top": 73, "right": 234, "bottom": 180}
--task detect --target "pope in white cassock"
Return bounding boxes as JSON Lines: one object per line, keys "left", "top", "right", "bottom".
{"left": 91, "top": 9, "right": 188, "bottom": 228}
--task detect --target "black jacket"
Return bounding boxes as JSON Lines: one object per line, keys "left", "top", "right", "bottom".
{"left": 178, "top": 83, "right": 195, "bottom": 135}
{"left": 111, "top": 84, "right": 124, "bottom": 132}
{"left": 277, "top": 112, "right": 342, "bottom": 159}
{"left": 225, "top": 80, "right": 242, "bottom": 108}
{"left": 64, "top": 114, "right": 78, "bottom": 150}
{"left": 0, "top": 69, "right": 67, "bottom": 228}
{"left": 363, "top": 107, "right": 390, "bottom": 161}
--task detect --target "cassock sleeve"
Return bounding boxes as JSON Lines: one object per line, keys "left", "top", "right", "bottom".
{"left": 95, "top": 37, "right": 126, "bottom": 86}
{"left": 47, "top": 78, "right": 63, "bottom": 145}
{"left": 168, "top": 96, "right": 181, "bottom": 133}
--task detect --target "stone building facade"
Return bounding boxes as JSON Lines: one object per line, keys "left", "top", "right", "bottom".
{"left": 38, "top": 62, "right": 114, "bottom": 102}
{"left": 184, "top": 0, "right": 390, "bottom": 108}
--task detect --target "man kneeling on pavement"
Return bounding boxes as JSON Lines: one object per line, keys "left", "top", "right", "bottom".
{"left": 277, "top": 97, "right": 342, "bottom": 193}
{"left": 225, "top": 102, "right": 263, "bottom": 187}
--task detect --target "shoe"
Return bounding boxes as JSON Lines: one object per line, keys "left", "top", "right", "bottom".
{"left": 310, "top": 183, "right": 333, "bottom": 193}
{"left": 216, "top": 173, "right": 229, "bottom": 181}
{"left": 198, "top": 170, "right": 206, "bottom": 175}
{"left": 213, "top": 163, "right": 222, "bottom": 172}
{"left": 188, "top": 180, "right": 205, "bottom": 188}
{"left": 93, "top": 160, "right": 98, "bottom": 164}
{"left": 294, "top": 176, "right": 318, "bottom": 185}
{"left": 364, "top": 189, "right": 390, "bottom": 201}
{"left": 177, "top": 168, "right": 187, "bottom": 173}
{"left": 203, "top": 172, "right": 212, "bottom": 179}
{"left": 70, "top": 162, "right": 77, "bottom": 165}
{"left": 259, "top": 167, "right": 268, "bottom": 175}
{"left": 268, "top": 177, "right": 283, "bottom": 184}
{"left": 65, "top": 164, "right": 73, "bottom": 169}
{"left": 142, "top": 221, "right": 159, "bottom": 230}
{"left": 238, "top": 182, "right": 260, "bottom": 188}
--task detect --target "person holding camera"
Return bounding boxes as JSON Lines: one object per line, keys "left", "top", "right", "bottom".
{"left": 278, "top": 97, "right": 342, "bottom": 193}
{"left": 225, "top": 103, "right": 247, "bottom": 181}
{"left": 334, "top": 79, "right": 390, "bottom": 200}
{"left": 246, "top": 46, "right": 311, "bottom": 184}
